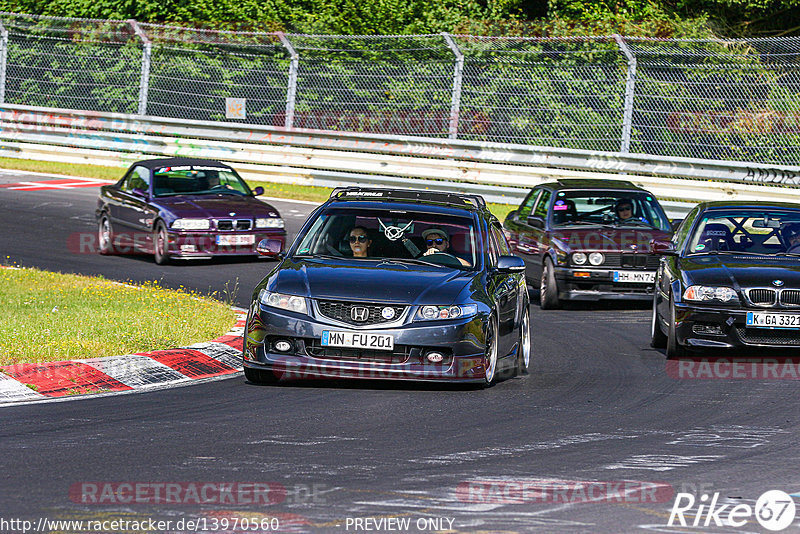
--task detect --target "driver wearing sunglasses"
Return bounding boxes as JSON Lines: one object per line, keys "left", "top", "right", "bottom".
{"left": 421, "top": 228, "right": 470, "bottom": 266}
{"left": 348, "top": 226, "right": 372, "bottom": 258}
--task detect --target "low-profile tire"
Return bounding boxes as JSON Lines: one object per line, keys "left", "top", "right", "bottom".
{"left": 153, "top": 222, "right": 170, "bottom": 265}
{"left": 539, "top": 258, "right": 561, "bottom": 310}
{"left": 514, "top": 305, "right": 531, "bottom": 376}
{"left": 482, "top": 318, "right": 499, "bottom": 388}
{"left": 650, "top": 293, "right": 668, "bottom": 349}
{"left": 98, "top": 214, "right": 114, "bottom": 255}
{"left": 244, "top": 366, "right": 278, "bottom": 385}
{"left": 666, "top": 297, "right": 688, "bottom": 359}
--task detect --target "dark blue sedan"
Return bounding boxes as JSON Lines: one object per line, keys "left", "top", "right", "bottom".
{"left": 244, "top": 188, "right": 530, "bottom": 387}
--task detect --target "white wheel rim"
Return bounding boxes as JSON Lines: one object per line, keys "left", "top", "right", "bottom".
{"left": 157, "top": 229, "right": 166, "bottom": 256}
{"left": 651, "top": 298, "right": 658, "bottom": 338}
{"left": 99, "top": 218, "right": 109, "bottom": 249}
{"left": 540, "top": 267, "right": 547, "bottom": 299}
{"left": 485, "top": 323, "right": 497, "bottom": 383}
{"left": 521, "top": 310, "right": 531, "bottom": 367}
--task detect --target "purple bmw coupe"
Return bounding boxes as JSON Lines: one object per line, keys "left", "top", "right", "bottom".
{"left": 95, "top": 158, "right": 286, "bottom": 264}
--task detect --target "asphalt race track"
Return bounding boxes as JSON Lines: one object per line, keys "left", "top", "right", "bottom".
{"left": 2, "top": 170, "right": 800, "bottom": 533}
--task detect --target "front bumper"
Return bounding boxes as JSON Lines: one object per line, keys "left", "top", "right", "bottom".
{"left": 674, "top": 303, "right": 800, "bottom": 349}
{"left": 165, "top": 230, "right": 285, "bottom": 259}
{"left": 554, "top": 266, "right": 655, "bottom": 301}
{"left": 243, "top": 304, "right": 489, "bottom": 383}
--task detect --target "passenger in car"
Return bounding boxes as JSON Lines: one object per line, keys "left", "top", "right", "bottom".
{"left": 348, "top": 226, "right": 372, "bottom": 258}
{"left": 781, "top": 223, "right": 800, "bottom": 253}
{"left": 421, "top": 228, "right": 470, "bottom": 266}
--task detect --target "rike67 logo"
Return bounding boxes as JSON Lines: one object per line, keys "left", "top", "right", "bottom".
{"left": 668, "top": 490, "right": 797, "bottom": 531}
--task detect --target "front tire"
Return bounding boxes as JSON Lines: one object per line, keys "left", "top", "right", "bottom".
{"left": 98, "top": 214, "right": 114, "bottom": 255}
{"left": 153, "top": 222, "right": 170, "bottom": 265}
{"left": 515, "top": 305, "right": 531, "bottom": 376}
{"left": 244, "top": 366, "right": 278, "bottom": 385}
{"left": 540, "top": 258, "right": 561, "bottom": 309}
{"left": 666, "top": 297, "right": 687, "bottom": 359}
{"left": 482, "top": 318, "right": 499, "bottom": 387}
{"left": 650, "top": 293, "right": 667, "bottom": 349}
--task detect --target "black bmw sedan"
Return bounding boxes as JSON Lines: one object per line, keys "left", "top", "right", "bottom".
{"left": 651, "top": 201, "right": 800, "bottom": 358}
{"left": 243, "top": 188, "right": 530, "bottom": 387}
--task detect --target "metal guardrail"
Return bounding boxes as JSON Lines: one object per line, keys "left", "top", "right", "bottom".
{"left": 0, "top": 13, "right": 798, "bottom": 166}
{"left": 1, "top": 104, "right": 800, "bottom": 217}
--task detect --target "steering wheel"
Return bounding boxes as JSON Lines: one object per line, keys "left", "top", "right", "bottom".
{"left": 423, "top": 252, "right": 463, "bottom": 267}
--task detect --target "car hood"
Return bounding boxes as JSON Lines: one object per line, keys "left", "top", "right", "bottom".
{"left": 154, "top": 195, "right": 276, "bottom": 218}
{"left": 268, "top": 258, "right": 475, "bottom": 304}
{"left": 550, "top": 227, "right": 672, "bottom": 253}
{"left": 681, "top": 254, "right": 800, "bottom": 288}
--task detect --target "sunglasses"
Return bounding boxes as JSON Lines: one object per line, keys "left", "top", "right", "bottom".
{"left": 426, "top": 238, "right": 445, "bottom": 245}
{"left": 617, "top": 206, "right": 632, "bottom": 211}
{"left": 349, "top": 235, "right": 368, "bottom": 243}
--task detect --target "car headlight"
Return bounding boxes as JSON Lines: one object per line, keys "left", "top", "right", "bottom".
{"left": 172, "top": 218, "right": 210, "bottom": 230}
{"left": 417, "top": 304, "right": 478, "bottom": 321}
{"left": 255, "top": 218, "right": 285, "bottom": 229}
{"left": 683, "top": 285, "right": 737, "bottom": 302}
{"left": 572, "top": 252, "right": 587, "bottom": 265}
{"left": 589, "top": 252, "right": 605, "bottom": 266}
{"left": 259, "top": 290, "right": 308, "bottom": 314}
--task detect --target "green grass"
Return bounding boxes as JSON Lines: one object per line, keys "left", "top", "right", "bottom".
{"left": 0, "top": 266, "right": 236, "bottom": 365}
{"left": 0, "top": 157, "right": 518, "bottom": 220}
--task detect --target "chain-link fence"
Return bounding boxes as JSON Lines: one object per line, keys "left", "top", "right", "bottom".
{"left": 1, "top": 12, "right": 798, "bottom": 165}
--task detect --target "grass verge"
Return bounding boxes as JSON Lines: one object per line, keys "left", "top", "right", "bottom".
{"left": 0, "top": 266, "right": 236, "bottom": 365}
{"left": 0, "top": 157, "right": 518, "bottom": 221}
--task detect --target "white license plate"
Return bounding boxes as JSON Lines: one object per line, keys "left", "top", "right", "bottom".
{"left": 216, "top": 234, "right": 255, "bottom": 246}
{"left": 746, "top": 312, "right": 800, "bottom": 329}
{"left": 321, "top": 331, "right": 394, "bottom": 351}
{"left": 612, "top": 271, "right": 656, "bottom": 283}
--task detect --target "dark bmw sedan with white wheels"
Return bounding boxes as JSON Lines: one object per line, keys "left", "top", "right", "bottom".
{"left": 651, "top": 201, "right": 800, "bottom": 358}
{"left": 243, "top": 188, "right": 530, "bottom": 387}
{"left": 95, "top": 158, "right": 286, "bottom": 264}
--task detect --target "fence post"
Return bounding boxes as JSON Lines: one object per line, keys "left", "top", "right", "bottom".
{"left": 129, "top": 20, "right": 151, "bottom": 116}
{"left": 0, "top": 20, "right": 8, "bottom": 104}
{"left": 614, "top": 34, "right": 636, "bottom": 154}
{"left": 442, "top": 33, "right": 464, "bottom": 140}
{"left": 278, "top": 32, "right": 299, "bottom": 130}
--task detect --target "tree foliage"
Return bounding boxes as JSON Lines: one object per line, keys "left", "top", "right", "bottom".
{"left": 0, "top": 0, "right": 797, "bottom": 36}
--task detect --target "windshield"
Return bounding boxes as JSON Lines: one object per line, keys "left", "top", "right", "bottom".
{"left": 153, "top": 165, "right": 252, "bottom": 197}
{"left": 687, "top": 210, "right": 800, "bottom": 255}
{"left": 293, "top": 207, "right": 478, "bottom": 269}
{"left": 551, "top": 191, "right": 670, "bottom": 232}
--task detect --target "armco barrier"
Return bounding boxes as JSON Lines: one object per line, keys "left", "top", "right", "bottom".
{"left": 1, "top": 104, "right": 800, "bottom": 216}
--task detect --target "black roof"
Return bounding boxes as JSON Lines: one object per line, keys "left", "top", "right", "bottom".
{"left": 538, "top": 178, "right": 642, "bottom": 191}
{"left": 130, "top": 158, "right": 233, "bottom": 171}
{"left": 699, "top": 200, "right": 800, "bottom": 211}
{"left": 329, "top": 187, "right": 486, "bottom": 210}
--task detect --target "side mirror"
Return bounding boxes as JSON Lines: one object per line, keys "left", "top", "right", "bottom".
{"left": 253, "top": 186, "right": 265, "bottom": 196}
{"left": 256, "top": 238, "right": 283, "bottom": 258}
{"left": 670, "top": 218, "right": 684, "bottom": 231}
{"left": 496, "top": 255, "right": 526, "bottom": 273}
{"left": 131, "top": 187, "right": 148, "bottom": 198}
{"left": 526, "top": 216, "right": 544, "bottom": 229}
{"left": 650, "top": 239, "right": 677, "bottom": 256}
